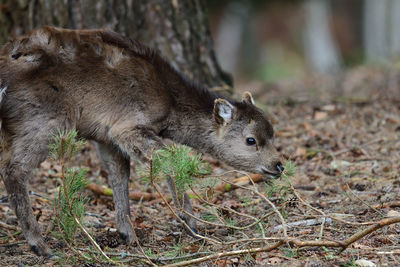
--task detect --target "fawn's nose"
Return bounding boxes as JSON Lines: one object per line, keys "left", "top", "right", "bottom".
{"left": 276, "top": 162, "right": 284, "bottom": 174}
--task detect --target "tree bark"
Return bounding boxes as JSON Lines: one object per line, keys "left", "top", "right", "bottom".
{"left": 363, "top": 0, "right": 388, "bottom": 62}
{"left": 363, "top": 0, "right": 400, "bottom": 62}
{"left": 303, "top": 0, "right": 341, "bottom": 74}
{"left": 0, "top": 0, "right": 232, "bottom": 92}
{"left": 215, "top": 1, "right": 251, "bottom": 76}
{"left": 389, "top": 0, "right": 400, "bottom": 58}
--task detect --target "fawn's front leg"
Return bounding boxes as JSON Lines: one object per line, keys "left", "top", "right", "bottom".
{"left": 110, "top": 125, "right": 198, "bottom": 233}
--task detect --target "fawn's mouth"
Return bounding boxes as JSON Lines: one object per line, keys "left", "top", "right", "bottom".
{"left": 260, "top": 167, "right": 281, "bottom": 179}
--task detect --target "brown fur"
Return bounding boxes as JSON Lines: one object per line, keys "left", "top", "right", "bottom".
{"left": 0, "top": 26, "right": 281, "bottom": 256}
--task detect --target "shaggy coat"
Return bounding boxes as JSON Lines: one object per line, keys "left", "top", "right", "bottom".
{"left": 0, "top": 26, "right": 282, "bottom": 256}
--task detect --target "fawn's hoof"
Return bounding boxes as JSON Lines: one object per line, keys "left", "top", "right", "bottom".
{"left": 30, "top": 243, "right": 52, "bottom": 257}
{"left": 120, "top": 232, "right": 128, "bottom": 240}
{"left": 187, "top": 226, "right": 200, "bottom": 238}
{"left": 48, "top": 254, "right": 61, "bottom": 260}
{"left": 182, "top": 222, "right": 199, "bottom": 238}
{"left": 120, "top": 230, "right": 136, "bottom": 245}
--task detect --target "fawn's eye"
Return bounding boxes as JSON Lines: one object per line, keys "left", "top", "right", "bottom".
{"left": 246, "top": 137, "right": 257, "bottom": 146}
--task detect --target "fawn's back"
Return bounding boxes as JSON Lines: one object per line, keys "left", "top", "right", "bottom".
{"left": 2, "top": 27, "right": 177, "bottom": 141}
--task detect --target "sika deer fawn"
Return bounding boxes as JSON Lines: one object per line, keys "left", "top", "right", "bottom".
{"left": 0, "top": 26, "right": 283, "bottom": 256}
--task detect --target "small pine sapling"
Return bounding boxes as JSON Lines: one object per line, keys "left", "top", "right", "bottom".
{"left": 264, "top": 161, "right": 297, "bottom": 217}
{"left": 49, "top": 129, "right": 89, "bottom": 242}
{"left": 146, "top": 144, "right": 210, "bottom": 196}
{"left": 49, "top": 130, "right": 113, "bottom": 262}
{"left": 282, "top": 161, "right": 296, "bottom": 180}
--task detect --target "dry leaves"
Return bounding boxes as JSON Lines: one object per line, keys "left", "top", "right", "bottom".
{"left": 1, "top": 66, "right": 400, "bottom": 266}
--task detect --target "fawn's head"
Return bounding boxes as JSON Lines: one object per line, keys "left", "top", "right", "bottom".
{"left": 213, "top": 92, "right": 283, "bottom": 178}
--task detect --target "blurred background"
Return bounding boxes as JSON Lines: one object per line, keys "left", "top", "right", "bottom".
{"left": 211, "top": 0, "right": 400, "bottom": 79}
{"left": 209, "top": 0, "right": 400, "bottom": 97}
{"left": 1, "top": 0, "right": 399, "bottom": 101}
{"left": 209, "top": 0, "right": 400, "bottom": 102}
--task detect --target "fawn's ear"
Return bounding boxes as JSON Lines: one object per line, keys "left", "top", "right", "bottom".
{"left": 214, "top": 98, "right": 235, "bottom": 126}
{"left": 242, "top": 91, "right": 255, "bottom": 105}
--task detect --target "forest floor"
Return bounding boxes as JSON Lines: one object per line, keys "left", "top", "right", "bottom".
{"left": 1, "top": 66, "right": 399, "bottom": 266}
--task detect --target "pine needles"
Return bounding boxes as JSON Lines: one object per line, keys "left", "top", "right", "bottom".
{"left": 147, "top": 144, "right": 211, "bottom": 194}
{"left": 50, "top": 129, "right": 88, "bottom": 241}
{"left": 49, "top": 129, "right": 113, "bottom": 262}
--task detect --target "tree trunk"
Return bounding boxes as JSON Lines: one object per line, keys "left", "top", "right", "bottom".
{"left": 389, "top": 0, "right": 400, "bottom": 58}
{"left": 215, "top": 1, "right": 251, "bottom": 76}
{"left": 363, "top": 0, "right": 400, "bottom": 62}
{"left": 0, "top": 0, "right": 232, "bottom": 92}
{"left": 363, "top": 0, "right": 388, "bottom": 62}
{"left": 303, "top": 0, "right": 341, "bottom": 74}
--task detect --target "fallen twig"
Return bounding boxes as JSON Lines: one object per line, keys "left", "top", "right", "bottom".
{"left": 86, "top": 183, "right": 159, "bottom": 201}
{"left": 163, "top": 241, "right": 285, "bottom": 267}
{"left": 339, "top": 216, "right": 400, "bottom": 253}
{"left": 0, "top": 241, "right": 25, "bottom": 247}
{"left": 214, "top": 174, "right": 263, "bottom": 192}
{"left": 161, "top": 215, "right": 400, "bottom": 266}
{"left": 269, "top": 218, "right": 332, "bottom": 233}
{"left": 377, "top": 250, "right": 400, "bottom": 255}
{"left": 0, "top": 221, "right": 19, "bottom": 231}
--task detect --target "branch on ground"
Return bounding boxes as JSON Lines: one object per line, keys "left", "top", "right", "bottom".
{"left": 162, "top": 216, "right": 400, "bottom": 267}
{"left": 0, "top": 221, "right": 19, "bottom": 231}
{"left": 86, "top": 183, "right": 160, "bottom": 201}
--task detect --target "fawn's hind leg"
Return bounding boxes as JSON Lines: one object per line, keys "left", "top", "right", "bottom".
{"left": 95, "top": 142, "right": 134, "bottom": 242}
{"left": 0, "top": 130, "right": 53, "bottom": 256}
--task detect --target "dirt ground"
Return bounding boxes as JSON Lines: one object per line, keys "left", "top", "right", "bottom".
{"left": 1, "top": 66, "right": 399, "bottom": 266}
